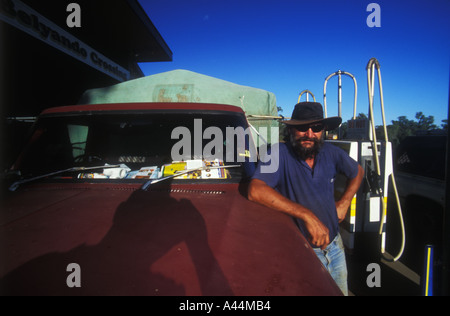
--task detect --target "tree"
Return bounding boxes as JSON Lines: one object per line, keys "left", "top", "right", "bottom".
{"left": 415, "top": 112, "right": 437, "bottom": 131}
{"left": 441, "top": 119, "right": 448, "bottom": 130}
{"left": 376, "top": 112, "right": 442, "bottom": 147}
{"left": 383, "top": 116, "right": 416, "bottom": 146}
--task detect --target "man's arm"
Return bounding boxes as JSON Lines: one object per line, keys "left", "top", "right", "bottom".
{"left": 335, "top": 164, "right": 364, "bottom": 223}
{"left": 248, "top": 178, "right": 330, "bottom": 249}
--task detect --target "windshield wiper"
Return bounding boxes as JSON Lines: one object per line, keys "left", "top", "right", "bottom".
{"left": 9, "top": 165, "right": 120, "bottom": 191}
{"left": 141, "top": 164, "right": 241, "bottom": 191}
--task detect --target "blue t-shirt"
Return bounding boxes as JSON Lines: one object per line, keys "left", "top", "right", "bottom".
{"left": 252, "top": 142, "right": 359, "bottom": 244}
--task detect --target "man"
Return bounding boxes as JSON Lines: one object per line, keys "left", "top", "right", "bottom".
{"left": 248, "top": 102, "right": 364, "bottom": 295}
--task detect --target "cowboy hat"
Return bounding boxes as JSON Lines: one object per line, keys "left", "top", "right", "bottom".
{"left": 283, "top": 102, "right": 342, "bottom": 131}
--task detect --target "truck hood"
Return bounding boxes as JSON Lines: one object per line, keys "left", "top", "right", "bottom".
{"left": 0, "top": 182, "right": 341, "bottom": 296}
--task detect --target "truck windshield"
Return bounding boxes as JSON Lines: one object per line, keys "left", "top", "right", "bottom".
{"left": 15, "top": 111, "right": 257, "bottom": 183}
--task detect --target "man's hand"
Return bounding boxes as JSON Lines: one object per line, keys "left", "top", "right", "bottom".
{"left": 335, "top": 199, "right": 351, "bottom": 223}
{"left": 303, "top": 214, "right": 330, "bottom": 250}
{"left": 335, "top": 165, "right": 364, "bottom": 223}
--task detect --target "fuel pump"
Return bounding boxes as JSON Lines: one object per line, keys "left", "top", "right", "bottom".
{"left": 325, "top": 58, "right": 405, "bottom": 262}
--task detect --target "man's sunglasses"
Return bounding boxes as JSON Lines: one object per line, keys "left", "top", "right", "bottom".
{"left": 294, "top": 123, "right": 324, "bottom": 133}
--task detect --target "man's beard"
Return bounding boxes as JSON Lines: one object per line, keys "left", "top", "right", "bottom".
{"left": 290, "top": 134, "right": 324, "bottom": 160}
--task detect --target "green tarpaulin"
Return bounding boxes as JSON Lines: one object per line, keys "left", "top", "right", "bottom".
{"left": 79, "top": 69, "right": 280, "bottom": 143}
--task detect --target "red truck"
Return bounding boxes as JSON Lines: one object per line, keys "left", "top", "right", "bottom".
{"left": 0, "top": 102, "right": 341, "bottom": 296}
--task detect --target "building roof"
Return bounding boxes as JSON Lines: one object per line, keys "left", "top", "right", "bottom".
{"left": 20, "top": 0, "right": 173, "bottom": 64}
{"left": 0, "top": 0, "right": 173, "bottom": 116}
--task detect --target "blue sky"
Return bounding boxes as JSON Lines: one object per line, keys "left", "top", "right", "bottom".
{"left": 138, "top": 0, "right": 450, "bottom": 127}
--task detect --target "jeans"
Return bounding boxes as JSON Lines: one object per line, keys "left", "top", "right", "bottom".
{"left": 313, "top": 233, "right": 348, "bottom": 296}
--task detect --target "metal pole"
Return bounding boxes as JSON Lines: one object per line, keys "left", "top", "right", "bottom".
{"left": 323, "top": 70, "right": 357, "bottom": 120}
{"left": 298, "top": 90, "right": 316, "bottom": 103}
{"left": 422, "top": 245, "right": 435, "bottom": 296}
{"left": 443, "top": 79, "right": 450, "bottom": 296}
{"left": 337, "top": 71, "right": 342, "bottom": 139}
{"left": 338, "top": 70, "right": 342, "bottom": 118}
